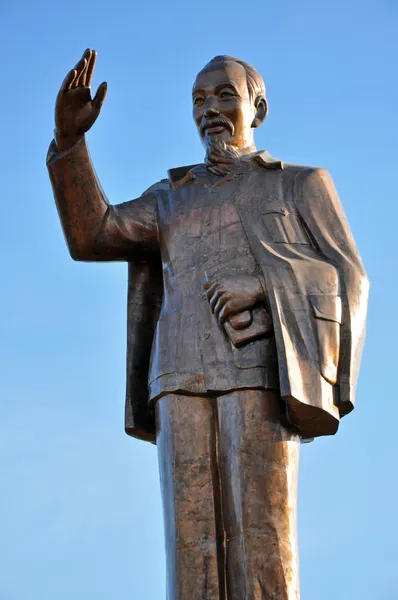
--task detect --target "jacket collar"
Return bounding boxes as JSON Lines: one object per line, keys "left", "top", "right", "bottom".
{"left": 252, "top": 150, "right": 284, "bottom": 170}
{"left": 168, "top": 150, "right": 283, "bottom": 185}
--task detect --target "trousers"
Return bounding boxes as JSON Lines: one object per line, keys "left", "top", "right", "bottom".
{"left": 155, "top": 389, "right": 300, "bottom": 600}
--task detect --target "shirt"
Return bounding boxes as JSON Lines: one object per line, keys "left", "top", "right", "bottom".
{"left": 140, "top": 157, "right": 281, "bottom": 400}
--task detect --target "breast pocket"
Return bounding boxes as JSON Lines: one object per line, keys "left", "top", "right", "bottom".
{"left": 309, "top": 294, "right": 342, "bottom": 385}
{"left": 262, "top": 205, "right": 311, "bottom": 245}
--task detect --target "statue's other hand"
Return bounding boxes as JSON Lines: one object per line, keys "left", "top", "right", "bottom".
{"left": 203, "top": 272, "right": 265, "bottom": 326}
{"left": 54, "top": 48, "right": 108, "bottom": 151}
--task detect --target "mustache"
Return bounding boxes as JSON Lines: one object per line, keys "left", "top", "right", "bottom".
{"left": 201, "top": 116, "right": 235, "bottom": 136}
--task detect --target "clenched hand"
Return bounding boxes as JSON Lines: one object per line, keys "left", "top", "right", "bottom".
{"left": 203, "top": 272, "right": 265, "bottom": 325}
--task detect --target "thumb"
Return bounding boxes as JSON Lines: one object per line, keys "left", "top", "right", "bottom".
{"left": 93, "top": 81, "right": 108, "bottom": 113}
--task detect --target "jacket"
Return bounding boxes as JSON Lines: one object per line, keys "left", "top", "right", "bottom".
{"left": 47, "top": 137, "right": 369, "bottom": 442}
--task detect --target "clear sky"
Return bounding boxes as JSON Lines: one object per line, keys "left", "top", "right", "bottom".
{"left": 1, "top": 1, "right": 397, "bottom": 598}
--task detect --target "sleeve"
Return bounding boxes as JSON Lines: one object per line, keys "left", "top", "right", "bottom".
{"left": 93, "top": 195, "right": 159, "bottom": 261}
{"left": 47, "top": 136, "right": 159, "bottom": 261}
{"left": 294, "top": 167, "right": 369, "bottom": 414}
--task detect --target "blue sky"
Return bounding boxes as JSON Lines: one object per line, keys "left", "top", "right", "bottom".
{"left": 1, "top": 0, "right": 397, "bottom": 598}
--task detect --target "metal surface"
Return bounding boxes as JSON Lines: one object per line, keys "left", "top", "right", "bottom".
{"left": 47, "top": 49, "right": 369, "bottom": 599}
{"left": 156, "top": 390, "right": 300, "bottom": 599}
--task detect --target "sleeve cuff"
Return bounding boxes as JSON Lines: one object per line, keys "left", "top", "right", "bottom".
{"left": 46, "top": 134, "right": 85, "bottom": 166}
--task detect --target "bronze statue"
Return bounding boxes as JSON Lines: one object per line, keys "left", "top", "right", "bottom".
{"left": 47, "top": 49, "right": 369, "bottom": 599}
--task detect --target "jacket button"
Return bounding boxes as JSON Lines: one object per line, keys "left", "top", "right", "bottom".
{"left": 204, "top": 333, "right": 210, "bottom": 340}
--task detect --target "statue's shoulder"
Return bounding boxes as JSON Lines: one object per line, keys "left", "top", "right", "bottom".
{"left": 281, "top": 160, "right": 322, "bottom": 177}
{"left": 141, "top": 178, "right": 170, "bottom": 196}
{"left": 283, "top": 162, "right": 314, "bottom": 172}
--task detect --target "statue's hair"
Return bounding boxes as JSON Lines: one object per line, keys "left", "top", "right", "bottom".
{"left": 202, "top": 55, "right": 266, "bottom": 101}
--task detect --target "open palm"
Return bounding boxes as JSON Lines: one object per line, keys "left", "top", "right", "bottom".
{"left": 55, "top": 48, "right": 107, "bottom": 150}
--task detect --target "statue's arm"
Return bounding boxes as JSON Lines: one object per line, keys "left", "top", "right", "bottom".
{"left": 47, "top": 135, "right": 158, "bottom": 261}
{"left": 47, "top": 48, "right": 158, "bottom": 261}
{"left": 294, "top": 167, "right": 370, "bottom": 414}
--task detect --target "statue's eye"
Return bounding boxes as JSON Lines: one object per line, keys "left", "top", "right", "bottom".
{"left": 193, "top": 96, "right": 204, "bottom": 107}
{"left": 219, "top": 90, "right": 234, "bottom": 100}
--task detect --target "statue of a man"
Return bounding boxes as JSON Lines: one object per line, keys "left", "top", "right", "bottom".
{"left": 47, "top": 49, "right": 369, "bottom": 599}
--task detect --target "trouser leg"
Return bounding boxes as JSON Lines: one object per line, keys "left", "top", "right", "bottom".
{"left": 155, "top": 394, "right": 224, "bottom": 600}
{"left": 217, "top": 389, "right": 300, "bottom": 600}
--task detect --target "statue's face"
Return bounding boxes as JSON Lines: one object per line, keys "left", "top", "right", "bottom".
{"left": 192, "top": 61, "right": 258, "bottom": 150}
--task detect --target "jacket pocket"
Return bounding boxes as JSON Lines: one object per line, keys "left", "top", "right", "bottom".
{"left": 262, "top": 205, "right": 311, "bottom": 244}
{"left": 308, "top": 294, "right": 342, "bottom": 385}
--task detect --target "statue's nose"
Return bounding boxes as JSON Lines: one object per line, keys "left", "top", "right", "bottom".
{"left": 203, "top": 106, "right": 220, "bottom": 118}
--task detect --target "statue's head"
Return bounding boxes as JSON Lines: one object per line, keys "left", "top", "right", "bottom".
{"left": 192, "top": 55, "right": 268, "bottom": 154}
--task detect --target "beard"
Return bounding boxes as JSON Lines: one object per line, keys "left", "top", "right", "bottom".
{"left": 205, "top": 136, "right": 241, "bottom": 176}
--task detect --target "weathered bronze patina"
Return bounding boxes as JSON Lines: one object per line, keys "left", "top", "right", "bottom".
{"left": 47, "top": 49, "right": 369, "bottom": 599}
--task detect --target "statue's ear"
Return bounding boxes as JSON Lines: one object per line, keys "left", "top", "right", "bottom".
{"left": 252, "top": 96, "right": 268, "bottom": 128}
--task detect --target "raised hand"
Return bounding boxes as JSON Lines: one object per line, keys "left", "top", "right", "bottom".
{"left": 55, "top": 49, "right": 108, "bottom": 151}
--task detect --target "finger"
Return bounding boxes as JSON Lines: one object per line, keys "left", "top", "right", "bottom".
{"left": 205, "top": 282, "right": 218, "bottom": 299}
{"left": 86, "top": 49, "right": 97, "bottom": 88}
{"left": 58, "top": 50, "right": 89, "bottom": 95}
{"left": 209, "top": 290, "right": 225, "bottom": 311}
{"left": 59, "top": 68, "right": 77, "bottom": 94}
{"left": 71, "top": 56, "right": 87, "bottom": 88}
{"left": 79, "top": 48, "right": 91, "bottom": 66}
{"left": 77, "top": 49, "right": 91, "bottom": 86}
{"left": 203, "top": 281, "right": 213, "bottom": 290}
{"left": 218, "top": 303, "right": 233, "bottom": 325}
{"left": 92, "top": 82, "right": 108, "bottom": 113}
{"left": 75, "top": 58, "right": 88, "bottom": 87}
{"left": 214, "top": 295, "right": 228, "bottom": 318}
